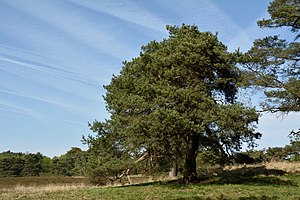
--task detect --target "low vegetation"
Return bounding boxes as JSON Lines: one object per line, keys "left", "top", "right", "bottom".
{"left": 0, "top": 176, "right": 87, "bottom": 189}
{"left": 1, "top": 162, "right": 300, "bottom": 200}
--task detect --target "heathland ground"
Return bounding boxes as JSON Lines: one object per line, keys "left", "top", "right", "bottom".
{"left": 1, "top": 162, "right": 300, "bottom": 200}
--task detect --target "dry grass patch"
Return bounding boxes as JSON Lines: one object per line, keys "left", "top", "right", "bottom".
{"left": 265, "top": 161, "right": 300, "bottom": 173}
{"left": 0, "top": 184, "right": 90, "bottom": 200}
{"left": 1, "top": 183, "right": 88, "bottom": 193}
{"left": 0, "top": 177, "right": 90, "bottom": 200}
{"left": 223, "top": 161, "right": 300, "bottom": 174}
{"left": 0, "top": 176, "right": 87, "bottom": 189}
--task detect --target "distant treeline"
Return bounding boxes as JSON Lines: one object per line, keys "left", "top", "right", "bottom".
{"left": 0, "top": 147, "right": 86, "bottom": 177}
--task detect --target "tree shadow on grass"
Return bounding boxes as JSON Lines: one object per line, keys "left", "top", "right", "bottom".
{"left": 238, "top": 195, "right": 279, "bottom": 200}
{"left": 159, "top": 166, "right": 297, "bottom": 187}
{"left": 119, "top": 179, "right": 180, "bottom": 188}
{"left": 204, "top": 166, "right": 297, "bottom": 186}
{"left": 209, "top": 174, "right": 296, "bottom": 186}
{"left": 118, "top": 166, "right": 297, "bottom": 189}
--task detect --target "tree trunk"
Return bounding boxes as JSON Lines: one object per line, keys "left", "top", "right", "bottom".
{"left": 183, "top": 134, "right": 200, "bottom": 183}
{"left": 169, "top": 161, "right": 178, "bottom": 178}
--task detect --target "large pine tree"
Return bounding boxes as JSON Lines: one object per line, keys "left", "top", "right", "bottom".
{"left": 87, "top": 25, "right": 260, "bottom": 183}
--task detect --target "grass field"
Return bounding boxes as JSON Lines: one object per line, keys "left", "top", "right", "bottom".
{"left": 1, "top": 162, "right": 300, "bottom": 200}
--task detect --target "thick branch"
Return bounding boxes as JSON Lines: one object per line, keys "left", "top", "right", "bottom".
{"left": 109, "top": 152, "right": 154, "bottom": 185}
{"left": 135, "top": 152, "right": 149, "bottom": 163}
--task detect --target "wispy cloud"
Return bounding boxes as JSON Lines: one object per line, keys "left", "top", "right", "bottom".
{"left": 67, "top": 0, "right": 166, "bottom": 34}
{"left": 2, "top": 0, "right": 136, "bottom": 60}
{"left": 0, "top": 52, "right": 106, "bottom": 122}
{"left": 0, "top": 88, "right": 95, "bottom": 126}
{"left": 0, "top": 88, "right": 75, "bottom": 112}
{"left": 0, "top": 56, "right": 99, "bottom": 86}
{"left": 0, "top": 103, "right": 86, "bottom": 127}
{"left": 0, "top": 100, "right": 44, "bottom": 120}
{"left": 46, "top": 117, "right": 87, "bottom": 126}
{"left": 0, "top": 43, "right": 115, "bottom": 84}
{"left": 156, "top": 0, "right": 246, "bottom": 41}
{"left": 0, "top": 56, "right": 99, "bottom": 102}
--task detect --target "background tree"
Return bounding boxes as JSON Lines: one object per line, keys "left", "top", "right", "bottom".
{"left": 285, "top": 130, "right": 300, "bottom": 161}
{"left": 21, "top": 152, "right": 43, "bottom": 176}
{"left": 0, "top": 150, "right": 87, "bottom": 177}
{"left": 87, "top": 24, "right": 260, "bottom": 183}
{"left": 0, "top": 151, "right": 24, "bottom": 177}
{"left": 65, "top": 147, "right": 86, "bottom": 176}
{"left": 40, "top": 156, "right": 52, "bottom": 175}
{"left": 242, "top": 0, "right": 299, "bottom": 113}
{"left": 51, "top": 149, "right": 84, "bottom": 177}
{"left": 0, "top": 151, "right": 48, "bottom": 177}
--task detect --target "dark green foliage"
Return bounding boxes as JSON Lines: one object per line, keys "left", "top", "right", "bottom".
{"left": 233, "top": 152, "right": 256, "bottom": 164}
{"left": 198, "top": 129, "right": 300, "bottom": 166}
{"left": 286, "top": 131, "right": 300, "bottom": 161}
{"left": 265, "top": 147, "right": 288, "bottom": 161}
{"left": 83, "top": 122, "right": 135, "bottom": 185}
{"left": 40, "top": 156, "right": 52, "bottom": 175}
{"left": 0, "top": 151, "right": 43, "bottom": 177}
{"left": 257, "top": 0, "right": 300, "bottom": 39}
{"left": 52, "top": 148, "right": 86, "bottom": 176}
{"left": 66, "top": 147, "right": 86, "bottom": 176}
{"left": 0, "top": 148, "right": 86, "bottom": 177}
{"left": 21, "top": 153, "right": 43, "bottom": 176}
{"left": 0, "top": 151, "right": 24, "bottom": 177}
{"left": 242, "top": 150, "right": 266, "bottom": 163}
{"left": 52, "top": 156, "right": 73, "bottom": 176}
{"left": 230, "top": 132, "right": 300, "bottom": 163}
{"left": 86, "top": 24, "right": 260, "bottom": 183}
{"left": 242, "top": 35, "right": 300, "bottom": 112}
{"left": 242, "top": 0, "right": 300, "bottom": 113}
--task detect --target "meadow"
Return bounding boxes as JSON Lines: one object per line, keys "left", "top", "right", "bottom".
{"left": 1, "top": 162, "right": 300, "bottom": 200}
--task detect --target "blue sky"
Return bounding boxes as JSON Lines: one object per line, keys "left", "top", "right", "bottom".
{"left": 0, "top": 0, "right": 299, "bottom": 157}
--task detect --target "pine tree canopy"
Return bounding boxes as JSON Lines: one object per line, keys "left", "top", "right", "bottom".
{"left": 87, "top": 25, "right": 260, "bottom": 183}
{"left": 242, "top": 0, "right": 300, "bottom": 113}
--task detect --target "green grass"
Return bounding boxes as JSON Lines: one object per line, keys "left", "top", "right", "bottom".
{"left": 1, "top": 173, "right": 300, "bottom": 200}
